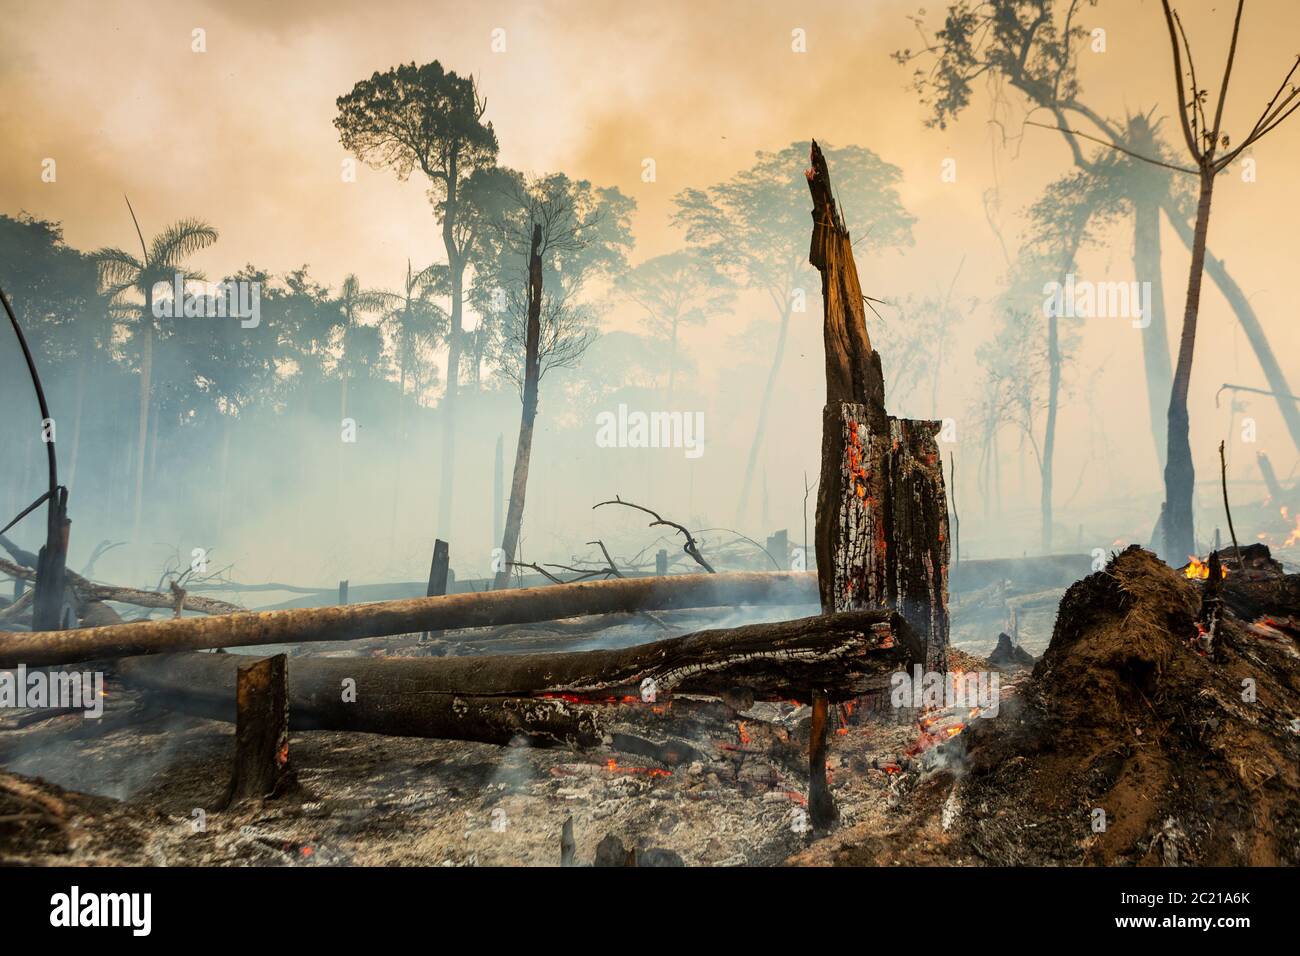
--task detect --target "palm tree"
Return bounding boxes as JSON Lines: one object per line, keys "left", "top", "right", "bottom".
{"left": 378, "top": 261, "right": 449, "bottom": 422}
{"left": 93, "top": 210, "right": 217, "bottom": 544}
{"left": 333, "top": 274, "right": 388, "bottom": 422}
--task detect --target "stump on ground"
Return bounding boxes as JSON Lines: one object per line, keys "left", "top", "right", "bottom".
{"left": 223, "top": 653, "right": 290, "bottom": 806}
{"left": 806, "top": 139, "right": 950, "bottom": 672}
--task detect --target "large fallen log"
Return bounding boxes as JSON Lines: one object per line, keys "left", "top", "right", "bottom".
{"left": 117, "top": 609, "right": 919, "bottom": 748}
{"left": 0, "top": 571, "right": 818, "bottom": 668}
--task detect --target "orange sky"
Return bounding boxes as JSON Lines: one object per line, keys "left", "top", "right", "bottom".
{"left": 3, "top": 0, "right": 1300, "bottom": 556}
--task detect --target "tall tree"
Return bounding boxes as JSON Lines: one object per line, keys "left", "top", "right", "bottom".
{"left": 673, "top": 142, "right": 914, "bottom": 527}
{"left": 622, "top": 250, "right": 733, "bottom": 406}
{"left": 898, "top": 0, "right": 1300, "bottom": 470}
{"left": 493, "top": 224, "right": 542, "bottom": 589}
{"left": 484, "top": 173, "right": 634, "bottom": 582}
{"left": 1156, "top": 0, "right": 1300, "bottom": 560}
{"left": 93, "top": 211, "right": 217, "bottom": 544}
{"left": 335, "top": 61, "right": 499, "bottom": 538}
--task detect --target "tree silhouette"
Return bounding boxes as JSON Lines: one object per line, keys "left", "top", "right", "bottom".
{"left": 898, "top": 0, "right": 1300, "bottom": 481}
{"left": 1155, "top": 0, "right": 1300, "bottom": 560}
{"left": 92, "top": 209, "right": 217, "bottom": 543}
{"left": 622, "top": 250, "right": 733, "bottom": 407}
{"left": 335, "top": 60, "right": 499, "bottom": 537}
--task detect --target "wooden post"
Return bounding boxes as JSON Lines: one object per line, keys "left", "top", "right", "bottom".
{"left": 809, "top": 689, "right": 836, "bottom": 830}
{"left": 223, "top": 653, "right": 290, "bottom": 806}
{"left": 422, "top": 539, "right": 450, "bottom": 642}
{"left": 766, "top": 529, "right": 789, "bottom": 568}
{"left": 655, "top": 549, "right": 668, "bottom": 576}
{"left": 806, "top": 139, "right": 950, "bottom": 672}
{"left": 338, "top": 579, "right": 348, "bottom": 605}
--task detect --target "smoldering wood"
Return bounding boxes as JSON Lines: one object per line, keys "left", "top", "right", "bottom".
{"left": 808, "top": 689, "right": 836, "bottom": 830}
{"left": 2, "top": 570, "right": 816, "bottom": 668}
{"left": 116, "top": 610, "right": 920, "bottom": 749}
{"left": 806, "top": 139, "right": 951, "bottom": 671}
{"left": 223, "top": 654, "right": 291, "bottom": 806}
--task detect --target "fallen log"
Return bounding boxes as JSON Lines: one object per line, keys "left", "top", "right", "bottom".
{"left": 0, "top": 557, "right": 244, "bottom": 618}
{"left": 116, "top": 609, "right": 919, "bottom": 748}
{"left": 1, "top": 571, "right": 817, "bottom": 668}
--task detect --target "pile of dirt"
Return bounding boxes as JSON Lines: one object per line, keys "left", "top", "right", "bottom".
{"left": 956, "top": 545, "right": 1300, "bottom": 865}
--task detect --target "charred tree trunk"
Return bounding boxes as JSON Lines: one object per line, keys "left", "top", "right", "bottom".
{"left": 806, "top": 141, "right": 950, "bottom": 671}
{"left": 119, "top": 609, "right": 921, "bottom": 747}
{"left": 1163, "top": 170, "right": 1216, "bottom": 561}
{"left": 495, "top": 224, "right": 543, "bottom": 589}
{"left": 222, "top": 654, "right": 291, "bottom": 806}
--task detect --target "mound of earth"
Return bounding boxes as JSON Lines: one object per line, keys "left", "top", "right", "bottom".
{"left": 956, "top": 545, "right": 1300, "bottom": 865}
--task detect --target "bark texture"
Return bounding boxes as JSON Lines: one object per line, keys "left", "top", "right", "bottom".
{"left": 223, "top": 654, "right": 291, "bottom": 806}
{"left": 119, "top": 609, "right": 920, "bottom": 746}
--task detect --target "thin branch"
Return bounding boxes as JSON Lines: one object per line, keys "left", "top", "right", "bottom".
{"left": 1022, "top": 121, "right": 1197, "bottom": 174}
{"left": 593, "top": 496, "right": 715, "bottom": 573}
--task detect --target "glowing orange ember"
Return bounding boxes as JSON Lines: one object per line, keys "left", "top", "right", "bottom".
{"left": 604, "top": 758, "right": 671, "bottom": 778}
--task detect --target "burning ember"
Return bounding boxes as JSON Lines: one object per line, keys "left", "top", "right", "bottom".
{"left": 604, "top": 758, "right": 671, "bottom": 779}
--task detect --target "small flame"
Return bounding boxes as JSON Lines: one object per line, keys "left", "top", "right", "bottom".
{"left": 1285, "top": 515, "right": 1300, "bottom": 548}
{"left": 1183, "top": 556, "right": 1227, "bottom": 580}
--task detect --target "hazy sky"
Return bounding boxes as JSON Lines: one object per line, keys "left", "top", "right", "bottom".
{"left": 3, "top": 0, "right": 1300, "bottom": 566}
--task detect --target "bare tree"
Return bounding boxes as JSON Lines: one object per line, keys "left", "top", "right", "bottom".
{"left": 1158, "top": 0, "right": 1300, "bottom": 560}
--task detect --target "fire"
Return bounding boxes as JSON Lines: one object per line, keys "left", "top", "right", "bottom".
{"left": 737, "top": 721, "right": 751, "bottom": 745}
{"left": 1285, "top": 514, "right": 1300, "bottom": 548}
{"left": 1183, "top": 556, "right": 1227, "bottom": 580}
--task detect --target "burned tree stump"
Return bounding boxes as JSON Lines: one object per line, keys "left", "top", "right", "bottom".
{"left": 806, "top": 139, "right": 950, "bottom": 671}
{"left": 223, "top": 654, "right": 291, "bottom": 806}
{"left": 421, "top": 538, "right": 450, "bottom": 642}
